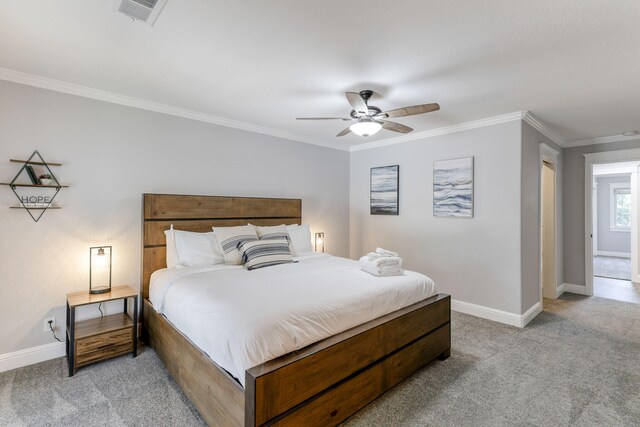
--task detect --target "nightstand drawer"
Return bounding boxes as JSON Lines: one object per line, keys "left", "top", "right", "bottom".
{"left": 75, "top": 343, "right": 132, "bottom": 367}
{"left": 76, "top": 328, "right": 132, "bottom": 354}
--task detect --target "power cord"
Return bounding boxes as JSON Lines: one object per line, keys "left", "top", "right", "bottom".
{"left": 98, "top": 302, "right": 104, "bottom": 318}
{"left": 48, "top": 320, "right": 62, "bottom": 342}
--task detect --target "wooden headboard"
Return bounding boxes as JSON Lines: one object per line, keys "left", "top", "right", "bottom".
{"left": 142, "top": 194, "right": 302, "bottom": 299}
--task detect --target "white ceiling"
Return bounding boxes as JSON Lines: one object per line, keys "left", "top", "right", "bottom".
{"left": 1, "top": 0, "right": 639, "bottom": 150}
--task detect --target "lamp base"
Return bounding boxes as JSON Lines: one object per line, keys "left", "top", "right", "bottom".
{"left": 90, "top": 287, "right": 111, "bottom": 295}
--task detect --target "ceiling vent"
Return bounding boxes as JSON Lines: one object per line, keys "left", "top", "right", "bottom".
{"left": 117, "top": 0, "right": 167, "bottom": 26}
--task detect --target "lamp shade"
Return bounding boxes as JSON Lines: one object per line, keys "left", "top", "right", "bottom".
{"left": 90, "top": 246, "right": 112, "bottom": 294}
{"left": 350, "top": 120, "right": 382, "bottom": 137}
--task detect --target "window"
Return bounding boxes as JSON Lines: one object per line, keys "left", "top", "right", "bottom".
{"left": 610, "top": 183, "right": 631, "bottom": 231}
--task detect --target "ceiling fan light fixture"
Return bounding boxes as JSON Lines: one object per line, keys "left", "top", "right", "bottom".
{"left": 350, "top": 120, "right": 382, "bottom": 137}
{"left": 297, "top": 90, "right": 439, "bottom": 138}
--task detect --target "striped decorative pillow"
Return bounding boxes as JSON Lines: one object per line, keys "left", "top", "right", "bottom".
{"left": 255, "top": 225, "right": 295, "bottom": 254}
{"left": 213, "top": 225, "right": 259, "bottom": 265}
{"left": 238, "top": 238, "right": 294, "bottom": 270}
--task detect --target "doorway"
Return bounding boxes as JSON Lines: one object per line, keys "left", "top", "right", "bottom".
{"left": 591, "top": 162, "right": 640, "bottom": 303}
{"left": 541, "top": 161, "right": 556, "bottom": 302}
{"left": 539, "top": 143, "right": 560, "bottom": 307}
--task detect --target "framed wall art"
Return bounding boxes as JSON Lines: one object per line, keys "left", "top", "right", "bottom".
{"left": 370, "top": 165, "right": 399, "bottom": 215}
{"left": 433, "top": 157, "right": 473, "bottom": 218}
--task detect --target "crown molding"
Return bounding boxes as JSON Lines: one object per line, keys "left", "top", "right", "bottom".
{"left": 0, "top": 67, "right": 349, "bottom": 152}
{"left": 9, "top": 67, "right": 637, "bottom": 153}
{"left": 522, "top": 111, "right": 640, "bottom": 149}
{"left": 2, "top": 67, "right": 532, "bottom": 154}
{"left": 350, "top": 111, "right": 525, "bottom": 152}
{"left": 565, "top": 133, "right": 640, "bottom": 148}
{"left": 521, "top": 112, "right": 566, "bottom": 147}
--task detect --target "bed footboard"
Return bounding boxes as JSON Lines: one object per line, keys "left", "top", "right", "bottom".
{"left": 144, "top": 295, "right": 450, "bottom": 427}
{"left": 245, "top": 293, "right": 451, "bottom": 426}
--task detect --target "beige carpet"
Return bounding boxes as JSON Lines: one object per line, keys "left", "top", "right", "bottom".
{"left": 1, "top": 294, "right": 639, "bottom": 426}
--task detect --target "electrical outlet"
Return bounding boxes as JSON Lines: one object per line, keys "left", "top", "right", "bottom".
{"left": 44, "top": 317, "right": 55, "bottom": 333}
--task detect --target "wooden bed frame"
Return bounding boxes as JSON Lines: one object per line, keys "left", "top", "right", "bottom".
{"left": 141, "top": 193, "right": 451, "bottom": 427}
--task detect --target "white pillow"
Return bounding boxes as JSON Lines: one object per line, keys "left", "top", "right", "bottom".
{"left": 164, "top": 225, "right": 180, "bottom": 269}
{"left": 172, "top": 229, "right": 224, "bottom": 267}
{"left": 286, "top": 224, "right": 313, "bottom": 255}
{"left": 213, "top": 225, "right": 259, "bottom": 265}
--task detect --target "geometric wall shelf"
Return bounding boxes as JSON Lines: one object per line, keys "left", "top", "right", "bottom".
{"left": 1, "top": 150, "right": 69, "bottom": 222}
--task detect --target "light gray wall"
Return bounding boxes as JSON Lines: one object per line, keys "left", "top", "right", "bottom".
{"left": 0, "top": 80, "right": 350, "bottom": 355}
{"left": 350, "top": 121, "right": 525, "bottom": 314}
{"left": 596, "top": 175, "right": 631, "bottom": 254}
{"left": 563, "top": 138, "right": 640, "bottom": 286}
{"left": 521, "top": 122, "right": 563, "bottom": 311}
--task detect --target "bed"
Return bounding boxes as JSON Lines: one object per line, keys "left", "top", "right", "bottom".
{"left": 141, "top": 194, "right": 451, "bottom": 427}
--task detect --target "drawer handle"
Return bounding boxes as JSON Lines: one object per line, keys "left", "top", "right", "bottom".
{"left": 96, "top": 343, "right": 115, "bottom": 350}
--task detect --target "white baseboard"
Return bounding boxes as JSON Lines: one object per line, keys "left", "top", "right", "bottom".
{"left": 521, "top": 302, "right": 543, "bottom": 327}
{"left": 555, "top": 283, "right": 566, "bottom": 298}
{"left": 595, "top": 251, "right": 631, "bottom": 258}
{"left": 562, "top": 283, "right": 587, "bottom": 295}
{"left": 0, "top": 341, "right": 65, "bottom": 373}
{"left": 451, "top": 299, "right": 541, "bottom": 328}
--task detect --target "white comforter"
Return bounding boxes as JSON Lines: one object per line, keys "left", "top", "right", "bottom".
{"left": 149, "top": 253, "right": 437, "bottom": 386}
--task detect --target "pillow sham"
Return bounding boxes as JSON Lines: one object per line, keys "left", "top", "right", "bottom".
{"left": 164, "top": 225, "right": 180, "bottom": 269}
{"left": 172, "top": 228, "right": 224, "bottom": 267}
{"left": 238, "top": 238, "right": 294, "bottom": 270}
{"left": 213, "top": 225, "right": 259, "bottom": 265}
{"left": 286, "top": 224, "right": 313, "bottom": 255}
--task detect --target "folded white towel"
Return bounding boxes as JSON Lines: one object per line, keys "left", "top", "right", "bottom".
{"left": 376, "top": 247, "right": 398, "bottom": 257}
{"left": 359, "top": 257, "right": 404, "bottom": 278}
{"left": 372, "top": 257, "right": 403, "bottom": 268}
{"left": 359, "top": 248, "right": 403, "bottom": 277}
{"left": 360, "top": 263, "right": 404, "bottom": 277}
{"left": 359, "top": 256, "right": 403, "bottom": 268}
{"left": 366, "top": 252, "right": 387, "bottom": 261}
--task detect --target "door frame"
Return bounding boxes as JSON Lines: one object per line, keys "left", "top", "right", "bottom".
{"left": 539, "top": 143, "right": 560, "bottom": 304}
{"left": 592, "top": 181, "right": 598, "bottom": 257}
{"left": 584, "top": 148, "right": 640, "bottom": 295}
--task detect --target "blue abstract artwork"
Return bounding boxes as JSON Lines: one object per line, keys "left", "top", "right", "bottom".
{"left": 370, "top": 165, "right": 399, "bottom": 215}
{"left": 433, "top": 157, "right": 473, "bottom": 218}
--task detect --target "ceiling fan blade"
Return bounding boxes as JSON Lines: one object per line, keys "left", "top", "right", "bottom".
{"left": 381, "top": 120, "right": 413, "bottom": 134}
{"left": 345, "top": 92, "right": 368, "bottom": 114}
{"left": 336, "top": 127, "right": 351, "bottom": 137}
{"left": 296, "top": 117, "right": 353, "bottom": 121}
{"left": 381, "top": 103, "right": 440, "bottom": 119}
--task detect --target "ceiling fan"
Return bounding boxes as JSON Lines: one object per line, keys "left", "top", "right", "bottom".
{"left": 296, "top": 90, "right": 440, "bottom": 137}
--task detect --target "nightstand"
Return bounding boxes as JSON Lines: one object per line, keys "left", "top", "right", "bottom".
{"left": 66, "top": 285, "right": 138, "bottom": 376}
